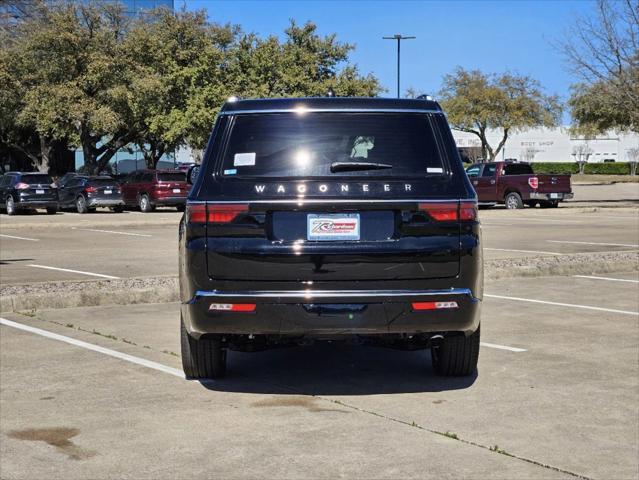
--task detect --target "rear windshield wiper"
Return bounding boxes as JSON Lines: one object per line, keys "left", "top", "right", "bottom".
{"left": 330, "top": 161, "right": 393, "bottom": 173}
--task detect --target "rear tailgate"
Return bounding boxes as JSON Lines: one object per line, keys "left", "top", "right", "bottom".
{"left": 205, "top": 196, "right": 464, "bottom": 282}
{"left": 537, "top": 174, "right": 571, "bottom": 193}
{"left": 20, "top": 175, "right": 57, "bottom": 201}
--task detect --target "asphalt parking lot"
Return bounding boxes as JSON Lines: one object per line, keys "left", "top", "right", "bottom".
{"left": 0, "top": 182, "right": 638, "bottom": 479}
{"left": 0, "top": 184, "right": 637, "bottom": 284}
{"left": 1, "top": 272, "right": 638, "bottom": 479}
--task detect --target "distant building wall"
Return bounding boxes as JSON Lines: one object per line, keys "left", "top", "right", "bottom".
{"left": 452, "top": 127, "right": 639, "bottom": 163}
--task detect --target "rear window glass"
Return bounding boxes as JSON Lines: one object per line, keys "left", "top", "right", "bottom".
{"left": 90, "top": 178, "right": 117, "bottom": 186}
{"left": 503, "top": 163, "right": 533, "bottom": 175}
{"left": 220, "top": 113, "right": 444, "bottom": 178}
{"left": 157, "top": 172, "right": 185, "bottom": 182}
{"left": 22, "top": 174, "right": 52, "bottom": 184}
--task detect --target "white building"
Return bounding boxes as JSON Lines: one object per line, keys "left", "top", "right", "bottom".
{"left": 451, "top": 127, "right": 639, "bottom": 163}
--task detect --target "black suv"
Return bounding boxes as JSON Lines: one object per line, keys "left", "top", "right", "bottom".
{"left": 0, "top": 172, "right": 58, "bottom": 215}
{"left": 179, "top": 97, "right": 482, "bottom": 379}
{"left": 58, "top": 176, "right": 124, "bottom": 213}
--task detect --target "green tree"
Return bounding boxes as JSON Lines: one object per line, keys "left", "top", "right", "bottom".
{"left": 227, "top": 20, "right": 382, "bottom": 99}
{"left": 125, "top": 9, "right": 237, "bottom": 168}
{"left": 560, "top": 0, "right": 638, "bottom": 133}
{"left": 14, "top": 2, "right": 136, "bottom": 174}
{"left": 438, "top": 68, "right": 562, "bottom": 161}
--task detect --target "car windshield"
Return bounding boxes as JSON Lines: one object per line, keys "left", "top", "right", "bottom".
{"left": 157, "top": 172, "right": 186, "bottom": 182}
{"left": 220, "top": 113, "right": 445, "bottom": 178}
{"left": 23, "top": 174, "right": 52, "bottom": 185}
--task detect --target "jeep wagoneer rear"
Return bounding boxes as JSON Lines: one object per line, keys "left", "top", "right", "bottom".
{"left": 179, "top": 97, "right": 483, "bottom": 379}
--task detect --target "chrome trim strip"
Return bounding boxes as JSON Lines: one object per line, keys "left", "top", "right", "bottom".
{"left": 192, "top": 288, "right": 474, "bottom": 300}
{"left": 220, "top": 108, "right": 441, "bottom": 115}
{"left": 186, "top": 199, "right": 473, "bottom": 205}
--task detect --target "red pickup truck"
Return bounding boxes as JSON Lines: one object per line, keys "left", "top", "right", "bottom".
{"left": 466, "top": 161, "right": 573, "bottom": 209}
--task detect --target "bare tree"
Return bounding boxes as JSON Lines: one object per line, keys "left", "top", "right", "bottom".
{"left": 521, "top": 147, "right": 538, "bottom": 163}
{"left": 559, "top": 0, "right": 639, "bottom": 133}
{"left": 627, "top": 147, "right": 639, "bottom": 175}
{"left": 572, "top": 143, "right": 593, "bottom": 174}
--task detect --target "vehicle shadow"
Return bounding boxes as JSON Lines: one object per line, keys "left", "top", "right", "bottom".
{"left": 0, "top": 258, "right": 34, "bottom": 265}
{"left": 197, "top": 343, "right": 477, "bottom": 396}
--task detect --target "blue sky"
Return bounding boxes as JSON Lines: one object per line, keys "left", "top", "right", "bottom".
{"left": 185, "top": 0, "right": 595, "bottom": 121}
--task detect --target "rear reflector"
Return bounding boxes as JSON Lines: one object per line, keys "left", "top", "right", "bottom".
{"left": 186, "top": 203, "right": 249, "bottom": 224}
{"left": 418, "top": 202, "right": 477, "bottom": 222}
{"left": 208, "top": 303, "right": 256, "bottom": 312}
{"left": 411, "top": 301, "right": 459, "bottom": 311}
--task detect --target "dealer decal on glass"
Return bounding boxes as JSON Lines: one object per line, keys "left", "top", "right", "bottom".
{"left": 307, "top": 213, "right": 360, "bottom": 241}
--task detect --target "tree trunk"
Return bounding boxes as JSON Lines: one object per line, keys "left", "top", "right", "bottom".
{"left": 38, "top": 135, "right": 52, "bottom": 173}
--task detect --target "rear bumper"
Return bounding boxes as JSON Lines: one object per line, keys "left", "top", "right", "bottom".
{"left": 529, "top": 192, "right": 573, "bottom": 201}
{"left": 183, "top": 288, "right": 481, "bottom": 337}
{"left": 16, "top": 200, "right": 58, "bottom": 209}
{"left": 151, "top": 196, "right": 186, "bottom": 206}
{"left": 87, "top": 198, "right": 124, "bottom": 207}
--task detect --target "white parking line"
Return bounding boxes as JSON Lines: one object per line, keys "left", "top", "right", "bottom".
{"left": 0, "top": 233, "right": 39, "bottom": 242}
{"left": 485, "top": 294, "right": 639, "bottom": 316}
{"left": 573, "top": 275, "right": 639, "bottom": 284}
{"left": 72, "top": 227, "right": 152, "bottom": 237}
{"left": 480, "top": 342, "right": 527, "bottom": 353}
{"left": 547, "top": 240, "right": 639, "bottom": 248}
{"left": 28, "top": 264, "right": 120, "bottom": 280}
{"left": 484, "top": 247, "right": 563, "bottom": 255}
{"left": 0, "top": 318, "right": 184, "bottom": 378}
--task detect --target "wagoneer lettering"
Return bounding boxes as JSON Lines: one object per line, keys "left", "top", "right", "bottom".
{"left": 179, "top": 97, "right": 483, "bottom": 379}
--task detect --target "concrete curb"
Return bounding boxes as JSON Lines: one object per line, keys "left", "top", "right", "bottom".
{"left": 1, "top": 252, "right": 637, "bottom": 313}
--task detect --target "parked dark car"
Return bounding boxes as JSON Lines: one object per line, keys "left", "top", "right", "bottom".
{"left": 58, "top": 176, "right": 124, "bottom": 213}
{"left": 0, "top": 172, "right": 58, "bottom": 215}
{"left": 466, "top": 161, "right": 573, "bottom": 208}
{"left": 179, "top": 97, "right": 483, "bottom": 379}
{"left": 121, "top": 170, "right": 188, "bottom": 212}
{"left": 54, "top": 172, "right": 79, "bottom": 188}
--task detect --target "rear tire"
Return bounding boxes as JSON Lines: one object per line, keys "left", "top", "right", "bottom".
{"left": 76, "top": 195, "right": 88, "bottom": 214}
{"left": 505, "top": 192, "right": 524, "bottom": 209}
{"left": 46, "top": 207, "right": 58, "bottom": 215}
{"left": 180, "top": 316, "right": 227, "bottom": 379}
{"left": 176, "top": 204, "right": 185, "bottom": 212}
{"left": 139, "top": 194, "right": 154, "bottom": 213}
{"left": 431, "top": 325, "right": 480, "bottom": 376}
{"left": 540, "top": 200, "right": 559, "bottom": 208}
{"left": 112, "top": 205, "right": 124, "bottom": 213}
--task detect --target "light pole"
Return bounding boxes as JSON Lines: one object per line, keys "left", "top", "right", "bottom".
{"left": 383, "top": 34, "right": 416, "bottom": 98}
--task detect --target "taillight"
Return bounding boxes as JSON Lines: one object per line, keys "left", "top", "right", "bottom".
{"left": 185, "top": 203, "right": 249, "bottom": 224}
{"left": 418, "top": 202, "right": 477, "bottom": 222}
{"left": 528, "top": 177, "right": 539, "bottom": 189}
{"left": 460, "top": 201, "right": 478, "bottom": 221}
{"left": 209, "top": 303, "right": 256, "bottom": 312}
{"left": 418, "top": 202, "right": 458, "bottom": 221}
{"left": 15, "top": 182, "right": 29, "bottom": 190}
{"left": 186, "top": 204, "right": 207, "bottom": 223}
{"left": 85, "top": 186, "right": 97, "bottom": 193}
{"left": 207, "top": 204, "right": 249, "bottom": 223}
{"left": 412, "top": 301, "right": 458, "bottom": 311}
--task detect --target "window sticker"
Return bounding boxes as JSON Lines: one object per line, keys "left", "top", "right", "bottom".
{"left": 427, "top": 167, "right": 443, "bottom": 173}
{"left": 224, "top": 169, "right": 237, "bottom": 175}
{"left": 234, "top": 152, "right": 256, "bottom": 167}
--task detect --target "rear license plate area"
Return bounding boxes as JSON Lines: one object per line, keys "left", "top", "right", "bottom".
{"left": 104, "top": 189, "right": 112, "bottom": 194}
{"left": 173, "top": 188, "right": 181, "bottom": 193}
{"left": 35, "top": 189, "right": 44, "bottom": 194}
{"left": 307, "top": 213, "right": 360, "bottom": 241}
